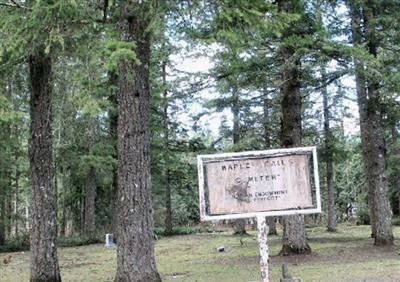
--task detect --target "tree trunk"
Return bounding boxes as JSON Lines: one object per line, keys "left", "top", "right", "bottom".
{"left": 164, "top": 169, "right": 173, "bottom": 236}
{"left": 232, "top": 87, "right": 240, "bottom": 145}
{"left": 322, "top": 66, "right": 337, "bottom": 232}
{"left": 59, "top": 163, "right": 68, "bottom": 237}
{"left": 231, "top": 87, "right": 247, "bottom": 235}
{"left": 349, "top": 1, "right": 393, "bottom": 245}
{"left": 84, "top": 166, "right": 96, "bottom": 239}
{"left": 15, "top": 162, "right": 20, "bottom": 239}
{"left": 393, "top": 127, "right": 400, "bottom": 215}
{"left": 263, "top": 87, "right": 277, "bottom": 235}
{"left": 278, "top": 7, "right": 311, "bottom": 253}
{"left": 349, "top": 4, "right": 376, "bottom": 236}
{"left": 6, "top": 172, "right": 12, "bottom": 237}
{"left": 25, "top": 194, "right": 30, "bottom": 232}
{"left": 84, "top": 118, "right": 97, "bottom": 239}
{"left": 114, "top": 2, "right": 161, "bottom": 281}
{"left": 161, "top": 61, "right": 173, "bottom": 236}
{"left": 0, "top": 179, "right": 5, "bottom": 245}
{"left": 108, "top": 71, "right": 118, "bottom": 241}
{"left": 29, "top": 47, "right": 61, "bottom": 282}
{"left": 263, "top": 89, "right": 271, "bottom": 148}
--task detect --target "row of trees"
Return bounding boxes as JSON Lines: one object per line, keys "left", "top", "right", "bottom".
{"left": 0, "top": 0, "right": 399, "bottom": 281}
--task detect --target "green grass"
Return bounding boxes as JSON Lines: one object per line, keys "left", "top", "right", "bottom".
{"left": 1, "top": 224, "right": 400, "bottom": 282}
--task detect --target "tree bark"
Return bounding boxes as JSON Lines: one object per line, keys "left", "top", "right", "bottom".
{"left": 278, "top": 4, "right": 311, "bottom": 253}
{"left": 115, "top": 2, "right": 161, "bottom": 281}
{"left": 29, "top": 47, "right": 61, "bottom": 282}
{"left": 322, "top": 66, "right": 337, "bottom": 232}
{"left": 349, "top": 1, "right": 393, "bottom": 245}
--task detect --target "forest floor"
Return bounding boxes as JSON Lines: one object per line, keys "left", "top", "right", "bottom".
{"left": 1, "top": 224, "right": 400, "bottom": 282}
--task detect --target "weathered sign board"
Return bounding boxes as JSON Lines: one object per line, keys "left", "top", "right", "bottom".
{"left": 197, "top": 146, "right": 321, "bottom": 282}
{"left": 198, "top": 146, "right": 321, "bottom": 220}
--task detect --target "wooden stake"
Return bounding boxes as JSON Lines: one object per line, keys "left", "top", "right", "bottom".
{"left": 257, "top": 215, "right": 270, "bottom": 282}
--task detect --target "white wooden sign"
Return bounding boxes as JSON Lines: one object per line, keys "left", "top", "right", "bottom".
{"left": 198, "top": 146, "right": 321, "bottom": 221}
{"left": 197, "top": 146, "right": 321, "bottom": 282}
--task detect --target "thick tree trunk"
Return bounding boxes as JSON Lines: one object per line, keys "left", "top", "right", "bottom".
{"left": 84, "top": 166, "right": 96, "bottom": 239}
{"left": 114, "top": 2, "right": 161, "bottom": 281}
{"left": 278, "top": 12, "right": 311, "bottom": 253}
{"left": 322, "top": 66, "right": 337, "bottom": 232}
{"left": 349, "top": 2, "right": 393, "bottom": 245}
{"left": 29, "top": 47, "right": 61, "bottom": 282}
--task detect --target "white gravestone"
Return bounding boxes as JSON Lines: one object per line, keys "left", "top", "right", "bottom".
{"left": 105, "top": 233, "right": 114, "bottom": 247}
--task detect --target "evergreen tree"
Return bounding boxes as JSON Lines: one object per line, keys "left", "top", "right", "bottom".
{"left": 114, "top": 1, "right": 161, "bottom": 280}
{"left": 348, "top": 0, "right": 394, "bottom": 245}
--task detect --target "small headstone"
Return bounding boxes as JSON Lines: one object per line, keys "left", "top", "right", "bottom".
{"left": 105, "top": 233, "right": 114, "bottom": 248}
{"left": 280, "top": 263, "right": 303, "bottom": 282}
{"left": 216, "top": 246, "right": 225, "bottom": 252}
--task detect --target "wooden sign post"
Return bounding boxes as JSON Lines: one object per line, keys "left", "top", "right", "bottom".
{"left": 257, "top": 215, "right": 269, "bottom": 282}
{"left": 197, "top": 147, "right": 321, "bottom": 282}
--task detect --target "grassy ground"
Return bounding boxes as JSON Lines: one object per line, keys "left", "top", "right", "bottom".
{"left": 1, "top": 224, "right": 399, "bottom": 282}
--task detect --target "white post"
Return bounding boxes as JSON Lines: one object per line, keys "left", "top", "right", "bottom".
{"left": 257, "top": 215, "right": 270, "bottom": 282}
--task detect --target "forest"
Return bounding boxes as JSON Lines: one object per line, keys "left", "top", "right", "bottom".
{"left": 0, "top": 0, "right": 399, "bottom": 282}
